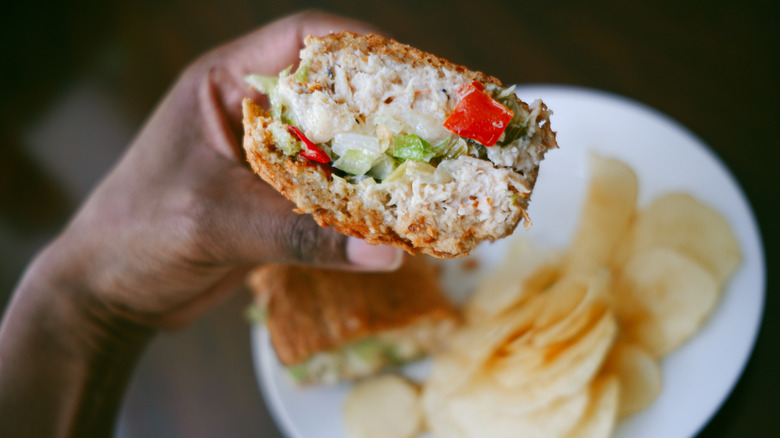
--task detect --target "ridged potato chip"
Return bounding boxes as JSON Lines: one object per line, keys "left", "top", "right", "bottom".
{"left": 603, "top": 342, "right": 662, "bottom": 417}
{"left": 421, "top": 353, "right": 468, "bottom": 438}
{"left": 564, "top": 155, "right": 638, "bottom": 276}
{"left": 614, "top": 247, "right": 719, "bottom": 357}
{"left": 344, "top": 374, "right": 421, "bottom": 438}
{"left": 615, "top": 192, "right": 741, "bottom": 285}
{"left": 465, "top": 236, "right": 560, "bottom": 323}
{"left": 445, "top": 296, "right": 546, "bottom": 390}
{"left": 564, "top": 375, "right": 620, "bottom": 438}
{"left": 531, "top": 269, "right": 612, "bottom": 347}
{"left": 531, "top": 275, "right": 590, "bottom": 333}
{"left": 449, "top": 382, "right": 590, "bottom": 438}
{"left": 490, "top": 310, "right": 617, "bottom": 403}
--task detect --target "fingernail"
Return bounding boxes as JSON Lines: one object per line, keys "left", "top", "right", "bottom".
{"left": 346, "top": 237, "right": 404, "bottom": 271}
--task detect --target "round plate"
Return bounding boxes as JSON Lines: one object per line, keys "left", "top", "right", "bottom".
{"left": 251, "top": 85, "right": 765, "bottom": 438}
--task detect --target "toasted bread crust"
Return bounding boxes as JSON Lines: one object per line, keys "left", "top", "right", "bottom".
{"left": 306, "top": 32, "right": 502, "bottom": 87}
{"left": 248, "top": 257, "right": 456, "bottom": 366}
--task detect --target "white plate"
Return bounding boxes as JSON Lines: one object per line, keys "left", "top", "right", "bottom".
{"left": 251, "top": 85, "right": 766, "bottom": 438}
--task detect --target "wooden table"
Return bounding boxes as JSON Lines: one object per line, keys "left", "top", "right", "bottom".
{"left": 2, "top": 1, "right": 777, "bottom": 437}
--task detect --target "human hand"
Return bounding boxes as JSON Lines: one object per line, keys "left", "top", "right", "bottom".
{"left": 30, "top": 10, "right": 400, "bottom": 330}
{"left": 0, "top": 12, "right": 401, "bottom": 436}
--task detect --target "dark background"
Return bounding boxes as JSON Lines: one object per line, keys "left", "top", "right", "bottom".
{"left": 1, "top": 0, "right": 778, "bottom": 436}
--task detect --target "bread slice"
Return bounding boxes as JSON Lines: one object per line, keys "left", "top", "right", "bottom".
{"left": 247, "top": 257, "right": 457, "bottom": 384}
{"left": 242, "top": 32, "right": 557, "bottom": 258}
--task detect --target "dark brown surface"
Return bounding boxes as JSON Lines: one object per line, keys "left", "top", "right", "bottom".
{"left": 1, "top": 1, "right": 778, "bottom": 437}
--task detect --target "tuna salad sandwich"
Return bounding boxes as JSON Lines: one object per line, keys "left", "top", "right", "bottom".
{"left": 242, "top": 31, "right": 557, "bottom": 258}
{"left": 246, "top": 257, "right": 457, "bottom": 385}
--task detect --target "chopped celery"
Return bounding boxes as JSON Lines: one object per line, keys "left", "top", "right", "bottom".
{"left": 294, "top": 59, "right": 309, "bottom": 82}
{"left": 431, "top": 137, "right": 468, "bottom": 160}
{"left": 268, "top": 121, "right": 301, "bottom": 156}
{"left": 382, "top": 160, "right": 436, "bottom": 183}
{"left": 333, "top": 149, "right": 375, "bottom": 175}
{"left": 287, "top": 364, "right": 308, "bottom": 382}
{"left": 444, "top": 138, "right": 468, "bottom": 160}
{"left": 245, "top": 69, "right": 297, "bottom": 124}
{"left": 386, "top": 345, "right": 405, "bottom": 364}
{"left": 391, "top": 134, "right": 435, "bottom": 162}
{"left": 349, "top": 338, "right": 385, "bottom": 363}
{"left": 244, "top": 74, "right": 277, "bottom": 95}
{"left": 431, "top": 139, "right": 450, "bottom": 156}
{"left": 405, "top": 160, "right": 436, "bottom": 178}
{"left": 244, "top": 304, "right": 268, "bottom": 325}
{"left": 331, "top": 133, "right": 383, "bottom": 176}
{"left": 245, "top": 73, "right": 286, "bottom": 119}
{"left": 496, "top": 92, "right": 528, "bottom": 146}
{"left": 382, "top": 160, "right": 409, "bottom": 183}
{"left": 332, "top": 133, "right": 382, "bottom": 157}
{"left": 367, "top": 154, "right": 397, "bottom": 180}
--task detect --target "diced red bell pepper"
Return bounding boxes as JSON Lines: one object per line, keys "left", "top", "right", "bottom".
{"left": 443, "top": 81, "right": 514, "bottom": 147}
{"left": 286, "top": 125, "right": 331, "bottom": 163}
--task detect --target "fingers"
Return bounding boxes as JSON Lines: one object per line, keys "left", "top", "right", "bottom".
{"left": 196, "top": 157, "right": 402, "bottom": 271}
{"left": 150, "top": 235, "right": 405, "bottom": 329}
{"left": 160, "top": 11, "right": 401, "bottom": 271}
{"left": 199, "top": 10, "right": 386, "bottom": 131}
{"left": 227, "top": 9, "right": 384, "bottom": 76}
{"left": 150, "top": 264, "right": 253, "bottom": 329}
{"left": 182, "top": 10, "right": 386, "bottom": 161}
{"left": 346, "top": 238, "right": 405, "bottom": 271}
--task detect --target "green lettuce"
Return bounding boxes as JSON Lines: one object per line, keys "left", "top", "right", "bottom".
{"left": 390, "top": 134, "right": 435, "bottom": 162}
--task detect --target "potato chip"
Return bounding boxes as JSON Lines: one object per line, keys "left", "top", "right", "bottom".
{"left": 445, "top": 296, "right": 546, "bottom": 390}
{"left": 564, "top": 154, "right": 638, "bottom": 277}
{"left": 532, "top": 274, "right": 589, "bottom": 332}
{"left": 449, "top": 383, "right": 590, "bottom": 438}
{"left": 564, "top": 375, "right": 620, "bottom": 438}
{"left": 421, "top": 353, "right": 469, "bottom": 438}
{"left": 422, "top": 395, "right": 466, "bottom": 438}
{"left": 616, "top": 192, "right": 741, "bottom": 285}
{"left": 422, "top": 390, "right": 465, "bottom": 438}
{"left": 603, "top": 342, "right": 661, "bottom": 416}
{"left": 614, "top": 247, "right": 719, "bottom": 357}
{"left": 491, "top": 310, "right": 617, "bottom": 402}
{"left": 344, "top": 374, "right": 421, "bottom": 438}
{"left": 465, "top": 236, "right": 560, "bottom": 323}
{"left": 531, "top": 269, "right": 612, "bottom": 347}
{"left": 413, "top": 156, "right": 741, "bottom": 438}
{"left": 490, "top": 341, "right": 548, "bottom": 381}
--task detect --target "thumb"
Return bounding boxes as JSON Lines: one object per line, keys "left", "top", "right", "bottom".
{"left": 204, "top": 162, "right": 403, "bottom": 271}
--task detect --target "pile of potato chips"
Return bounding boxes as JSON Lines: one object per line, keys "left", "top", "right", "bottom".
{"left": 344, "top": 155, "right": 741, "bottom": 438}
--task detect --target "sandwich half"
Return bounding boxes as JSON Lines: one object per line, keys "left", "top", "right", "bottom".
{"left": 242, "top": 32, "right": 557, "bottom": 258}
{"left": 247, "top": 257, "right": 457, "bottom": 385}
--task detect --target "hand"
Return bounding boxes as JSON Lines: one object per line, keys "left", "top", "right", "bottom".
{"left": 36, "top": 10, "right": 400, "bottom": 330}
{"left": 1, "top": 11, "right": 400, "bottom": 437}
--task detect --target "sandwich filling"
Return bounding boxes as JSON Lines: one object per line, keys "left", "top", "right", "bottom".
{"left": 243, "top": 33, "right": 557, "bottom": 256}
{"left": 246, "top": 49, "right": 551, "bottom": 179}
{"left": 284, "top": 317, "right": 455, "bottom": 385}
{"left": 246, "top": 302, "right": 454, "bottom": 385}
